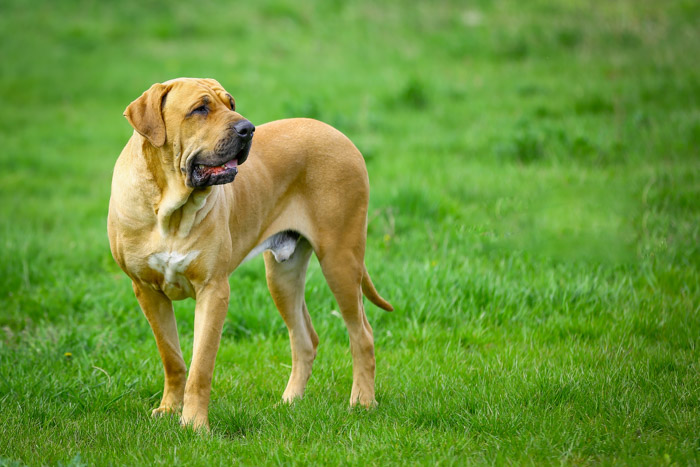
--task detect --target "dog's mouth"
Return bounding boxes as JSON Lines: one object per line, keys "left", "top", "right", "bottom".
{"left": 188, "top": 141, "right": 251, "bottom": 188}
{"left": 194, "top": 158, "right": 239, "bottom": 183}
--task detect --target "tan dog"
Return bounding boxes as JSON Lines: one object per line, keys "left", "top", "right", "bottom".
{"left": 107, "top": 78, "right": 393, "bottom": 430}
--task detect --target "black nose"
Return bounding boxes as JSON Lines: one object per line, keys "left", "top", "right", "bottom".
{"left": 233, "top": 120, "right": 255, "bottom": 140}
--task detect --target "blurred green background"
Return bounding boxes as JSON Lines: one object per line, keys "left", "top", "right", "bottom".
{"left": 1, "top": 0, "right": 698, "bottom": 464}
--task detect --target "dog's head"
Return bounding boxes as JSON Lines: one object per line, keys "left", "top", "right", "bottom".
{"left": 124, "top": 78, "right": 254, "bottom": 188}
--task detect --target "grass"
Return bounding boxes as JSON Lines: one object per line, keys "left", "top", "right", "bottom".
{"left": 1, "top": 0, "right": 699, "bottom": 464}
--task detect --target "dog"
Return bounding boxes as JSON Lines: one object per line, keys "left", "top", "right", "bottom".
{"left": 107, "top": 78, "right": 393, "bottom": 430}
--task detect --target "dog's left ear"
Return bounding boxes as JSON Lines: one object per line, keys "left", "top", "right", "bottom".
{"left": 124, "top": 83, "right": 172, "bottom": 148}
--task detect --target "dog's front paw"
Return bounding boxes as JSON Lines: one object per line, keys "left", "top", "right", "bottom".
{"left": 180, "top": 411, "right": 210, "bottom": 432}
{"left": 350, "top": 392, "right": 378, "bottom": 409}
{"left": 151, "top": 406, "right": 181, "bottom": 418}
{"left": 351, "top": 399, "right": 378, "bottom": 409}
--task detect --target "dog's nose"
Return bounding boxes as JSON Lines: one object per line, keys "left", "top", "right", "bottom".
{"left": 233, "top": 120, "right": 255, "bottom": 140}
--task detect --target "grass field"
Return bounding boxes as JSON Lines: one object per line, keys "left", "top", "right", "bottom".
{"left": 1, "top": 0, "right": 699, "bottom": 464}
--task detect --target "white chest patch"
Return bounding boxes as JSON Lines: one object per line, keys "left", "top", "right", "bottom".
{"left": 147, "top": 251, "right": 199, "bottom": 297}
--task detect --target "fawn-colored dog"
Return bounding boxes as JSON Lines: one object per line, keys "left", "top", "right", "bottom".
{"left": 108, "top": 78, "right": 392, "bottom": 429}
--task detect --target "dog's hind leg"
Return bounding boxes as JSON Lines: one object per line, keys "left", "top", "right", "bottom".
{"left": 318, "top": 248, "right": 376, "bottom": 408}
{"left": 264, "top": 237, "right": 318, "bottom": 402}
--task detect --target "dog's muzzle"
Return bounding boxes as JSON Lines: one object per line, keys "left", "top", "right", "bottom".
{"left": 188, "top": 120, "right": 255, "bottom": 188}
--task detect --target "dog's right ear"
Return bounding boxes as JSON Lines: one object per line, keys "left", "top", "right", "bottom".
{"left": 124, "top": 83, "right": 172, "bottom": 148}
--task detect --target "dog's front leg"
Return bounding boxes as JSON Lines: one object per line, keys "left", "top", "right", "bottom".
{"left": 181, "top": 278, "right": 230, "bottom": 431}
{"left": 132, "top": 282, "right": 187, "bottom": 416}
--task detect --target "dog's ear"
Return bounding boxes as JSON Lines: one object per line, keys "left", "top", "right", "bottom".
{"left": 124, "top": 83, "right": 172, "bottom": 148}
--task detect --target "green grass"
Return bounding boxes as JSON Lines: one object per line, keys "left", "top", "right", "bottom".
{"left": 1, "top": 0, "right": 699, "bottom": 464}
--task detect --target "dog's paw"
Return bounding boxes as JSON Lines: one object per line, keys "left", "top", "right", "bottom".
{"left": 280, "top": 390, "right": 304, "bottom": 405}
{"left": 275, "top": 395, "right": 302, "bottom": 408}
{"left": 180, "top": 412, "right": 210, "bottom": 432}
{"left": 349, "top": 395, "right": 378, "bottom": 409}
{"left": 151, "top": 406, "right": 180, "bottom": 418}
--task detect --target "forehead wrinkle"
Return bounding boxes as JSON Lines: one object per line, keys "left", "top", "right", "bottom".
{"left": 193, "top": 81, "right": 222, "bottom": 95}
{"left": 183, "top": 95, "right": 210, "bottom": 110}
{"left": 193, "top": 81, "right": 231, "bottom": 105}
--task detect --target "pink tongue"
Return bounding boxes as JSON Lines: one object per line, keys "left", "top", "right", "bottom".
{"left": 205, "top": 159, "right": 238, "bottom": 176}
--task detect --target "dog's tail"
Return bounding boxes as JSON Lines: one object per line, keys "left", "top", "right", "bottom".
{"left": 361, "top": 265, "right": 394, "bottom": 311}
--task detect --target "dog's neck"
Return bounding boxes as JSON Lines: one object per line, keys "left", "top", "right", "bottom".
{"left": 140, "top": 139, "right": 217, "bottom": 238}
{"left": 157, "top": 184, "right": 215, "bottom": 238}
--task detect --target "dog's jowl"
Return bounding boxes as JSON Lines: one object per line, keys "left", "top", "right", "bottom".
{"left": 108, "top": 78, "right": 393, "bottom": 430}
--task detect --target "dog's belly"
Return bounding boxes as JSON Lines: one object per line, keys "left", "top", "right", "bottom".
{"left": 147, "top": 250, "right": 199, "bottom": 300}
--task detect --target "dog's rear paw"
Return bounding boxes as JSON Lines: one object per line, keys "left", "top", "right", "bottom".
{"left": 276, "top": 394, "right": 303, "bottom": 408}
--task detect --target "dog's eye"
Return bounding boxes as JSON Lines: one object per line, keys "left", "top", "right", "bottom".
{"left": 190, "top": 105, "right": 208, "bottom": 116}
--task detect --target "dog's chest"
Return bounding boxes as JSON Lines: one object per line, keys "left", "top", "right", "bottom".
{"left": 146, "top": 250, "right": 199, "bottom": 300}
